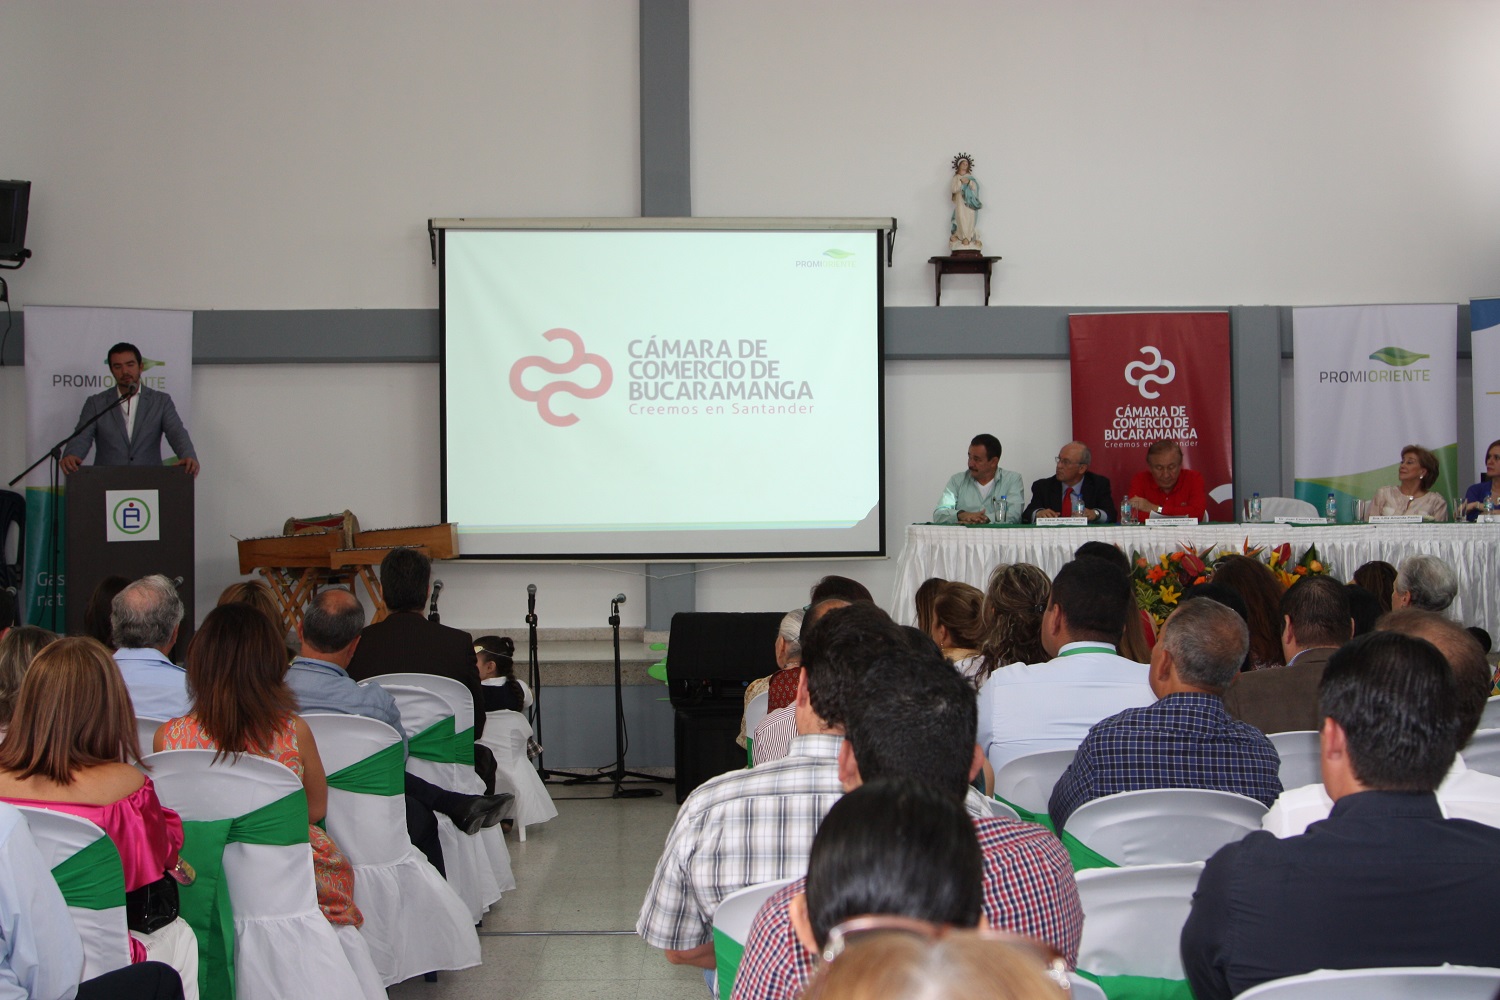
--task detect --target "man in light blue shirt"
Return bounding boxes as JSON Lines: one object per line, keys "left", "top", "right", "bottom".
{"left": 932, "top": 433, "right": 1024, "bottom": 525}
{"left": 111, "top": 574, "right": 191, "bottom": 720}
{"left": 977, "top": 558, "right": 1153, "bottom": 774}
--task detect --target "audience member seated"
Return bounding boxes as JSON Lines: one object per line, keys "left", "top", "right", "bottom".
{"left": 926, "top": 582, "right": 986, "bottom": 685}
{"left": 913, "top": 577, "right": 945, "bottom": 638}
{"left": 217, "top": 578, "right": 297, "bottom": 661}
{"left": 977, "top": 558, "right": 1153, "bottom": 773}
{"left": 0, "top": 625, "right": 55, "bottom": 741}
{"left": 1209, "top": 555, "right": 1285, "bottom": 669}
{"left": 1345, "top": 583, "right": 1381, "bottom": 636}
{"left": 1181, "top": 631, "right": 1500, "bottom": 999}
{"left": 284, "top": 589, "right": 511, "bottom": 874}
{"left": 0, "top": 801, "right": 186, "bottom": 1000}
{"left": 739, "top": 608, "right": 803, "bottom": 751}
{"left": 1366, "top": 443, "right": 1448, "bottom": 521}
{"left": 638, "top": 603, "right": 904, "bottom": 971}
{"left": 156, "top": 604, "right": 363, "bottom": 931}
{"left": 1458, "top": 437, "right": 1500, "bottom": 520}
{"left": 1351, "top": 559, "right": 1398, "bottom": 614}
{"left": 1022, "top": 441, "right": 1114, "bottom": 524}
{"left": 1263, "top": 608, "right": 1500, "bottom": 835}
{"left": 809, "top": 576, "right": 874, "bottom": 606}
{"left": 473, "top": 635, "right": 530, "bottom": 713}
{"left": 767, "top": 577, "right": 874, "bottom": 716}
{"left": 1392, "top": 553, "right": 1458, "bottom": 612}
{"left": 1048, "top": 599, "right": 1282, "bottom": 829}
{"left": 754, "top": 598, "right": 851, "bottom": 766}
{"left": 933, "top": 433, "right": 1023, "bottom": 525}
{"left": 734, "top": 636, "right": 1082, "bottom": 1000}
{"left": 82, "top": 575, "right": 129, "bottom": 649}
{"left": 973, "top": 563, "right": 1051, "bottom": 688}
{"left": 0, "top": 638, "right": 196, "bottom": 985}
{"left": 1124, "top": 438, "right": 1207, "bottom": 523}
{"left": 802, "top": 931, "right": 1068, "bottom": 1000}
{"left": 1074, "top": 541, "right": 1154, "bottom": 662}
{"left": 111, "top": 575, "right": 191, "bottom": 720}
{"left": 1224, "top": 576, "right": 1352, "bottom": 734}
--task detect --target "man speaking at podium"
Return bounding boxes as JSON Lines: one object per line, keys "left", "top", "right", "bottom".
{"left": 58, "top": 342, "right": 200, "bottom": 476}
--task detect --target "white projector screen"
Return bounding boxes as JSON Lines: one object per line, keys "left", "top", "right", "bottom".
{"left": 440, "top": 224, "right": 886, "bottom": 559}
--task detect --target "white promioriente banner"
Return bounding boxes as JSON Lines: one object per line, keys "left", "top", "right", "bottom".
{"left": 22, "top": 306, "right": 194, "bottom": 627}
{"left": 1293, "top": 304, "right": 1457, "bottom": 522}
{"left": 1471, "top": 298, "right": 1500, "bottom": 483}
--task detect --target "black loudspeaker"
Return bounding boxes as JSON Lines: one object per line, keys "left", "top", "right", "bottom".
{"left": 0, "top": 181, "right": 31, "bottom": 266}
{"left": 666, "top": 611, "right": 783, "bottom": 802}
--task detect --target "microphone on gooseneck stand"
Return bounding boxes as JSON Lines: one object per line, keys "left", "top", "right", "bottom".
{"left": 428, "top": 579, "right": 444, "bottom": 623}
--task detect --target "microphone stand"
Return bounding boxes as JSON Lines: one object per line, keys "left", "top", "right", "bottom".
{"left": 6, "top": 385, "right": 138, "bottom": 628}
{"left": 608, "top": 595, "right": 664, "bottom": 799}
{"left": 527, "top": 586, "right": 603, "bottom": 785}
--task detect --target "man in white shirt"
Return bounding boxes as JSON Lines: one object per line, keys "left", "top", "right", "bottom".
{"left": 977, "top": 557, "right": 1154, "bottom": 773}
{"left": 1262, "top": 608, "right": 1500, "bottom": 836}
{"left": 932, "top": 433, "right": 1024, "bottom": 525}
{"left": 110, "top": 574, "right": 191, "bottom": 720}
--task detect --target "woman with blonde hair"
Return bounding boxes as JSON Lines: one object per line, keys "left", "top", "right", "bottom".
{"left": 0, "top": 637, "right": 197, "bottom": 991}
{"left": 217, "top": 579, "right": 296, "bottom": 661}
{"left": 0, "top": 625, "right": 56, "bottom": 740}
{"left": 975, "top": 564, "right": 1050, "bottom": 686}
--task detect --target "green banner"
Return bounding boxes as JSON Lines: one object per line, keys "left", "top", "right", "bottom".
{"left": 21, "top": 486, "right": 65, "bottom": 630}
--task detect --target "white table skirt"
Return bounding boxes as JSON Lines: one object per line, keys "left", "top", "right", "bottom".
{"left": 891, "top": 523, "right": 1499, "bottom": 633}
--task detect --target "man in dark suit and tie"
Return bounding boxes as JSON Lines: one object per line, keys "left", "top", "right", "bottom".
{"left": 1022, "top": 441, "right": 1113, "bottom": 523}
{"left": 59, "top": 342, "right": 199, "bottom": 476}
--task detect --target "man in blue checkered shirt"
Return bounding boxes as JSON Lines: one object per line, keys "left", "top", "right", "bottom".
{"left": 1048, "top": 597, "right": 1282, "bottom": 829}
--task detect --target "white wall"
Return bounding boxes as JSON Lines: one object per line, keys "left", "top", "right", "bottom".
{"left": 3, "top": 2, "right": 1497, "bottom": 625}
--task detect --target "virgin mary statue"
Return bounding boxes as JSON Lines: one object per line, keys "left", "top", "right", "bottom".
{"left": 949, "top": 153, "right": 982, "bottom": 253}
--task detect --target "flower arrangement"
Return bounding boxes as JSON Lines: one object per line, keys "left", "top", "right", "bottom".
{"left": 1130, "top": 540, "right": 1329, "bottom": 628}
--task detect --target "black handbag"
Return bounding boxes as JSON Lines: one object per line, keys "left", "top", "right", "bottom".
{"left": 125, "top": 873, "right": 180, "bottom": 934}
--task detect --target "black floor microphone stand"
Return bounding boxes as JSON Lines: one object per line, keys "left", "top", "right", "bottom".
{"left": 607, "top": 596, "right": 665, "bottom": 799}
{"left": 527, "top": 586, "right": 600, "bottom": 785}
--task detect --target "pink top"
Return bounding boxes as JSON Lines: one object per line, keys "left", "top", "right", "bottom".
{"left": 1, "top": 777, "right": 184, "bottom": 892}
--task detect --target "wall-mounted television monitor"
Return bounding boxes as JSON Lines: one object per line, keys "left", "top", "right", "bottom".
{"left": 435, "top": 218, "right": 890, "bottom": 561}
{"left": 0, "top": 181, "right": 31, "bottom": 262}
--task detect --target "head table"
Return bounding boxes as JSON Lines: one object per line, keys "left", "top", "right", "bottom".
{"left": 891, "top": 523, "right": 1498, "bottom": 633}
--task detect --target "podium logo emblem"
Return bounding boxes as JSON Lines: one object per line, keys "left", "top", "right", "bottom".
{"left": 106, "top": 490, "right": 160, "bottom": 542}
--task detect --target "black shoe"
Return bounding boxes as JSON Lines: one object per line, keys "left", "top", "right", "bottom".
{"left": 451, "top": 793, "right": 515, "bottom": 836}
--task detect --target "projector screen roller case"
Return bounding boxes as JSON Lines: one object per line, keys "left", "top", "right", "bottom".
{"left": 440, "top": 224, "right": 886, "bottom": 559}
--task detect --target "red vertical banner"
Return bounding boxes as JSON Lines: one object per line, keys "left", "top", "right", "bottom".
{"left": 1068, "top": 312, "right": 1234, "bottom": 523}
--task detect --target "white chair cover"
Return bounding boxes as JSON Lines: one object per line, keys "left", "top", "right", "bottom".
{"left": 1462, "top": 729, "right": 1500, "bottom": 777}
{"left": 371, "top": 683, "right": 502, "bottom": 922}
{"left": 1074, "top": 863, "right": 1205, "bottom": 979}
{"left": 1066, "top": 973, "right": 1109, "bottom": 1000}
{"left": 1236, "top": 965, "right": 1500, "bottom": 999}
{"left": 1258, "top": 497, "right": 1320, "bottom": 519}
{"left": 986, "top": 798, "right": 1022, "bottom": 822}
{"left": 479, "top": 709, "right": 557, "bottom": 840}
{"left": 132, "top": 919, "right": 201, "bottom": 1000}
{"left": 367, "top": 674, "right": 517, "bottom": 898}
{"left": 1480, "top": 698, "right": 1500, "bottom": 732}
{"left": 1268, "top": 731, "right": 1322, "bottom": 791}
{"left": 994, "top": 748, "right": 1078, "bottom": 814}
{"left": 14, "top": 807, "right": 132, "bottom": 980}
{"left": 137, "top": 716, "right": 167, "bottom": 754}
{"left": 743, "top": 691, "right": 770, "bottom": 740}
{"left": 713, "top": 878, "right": 795, "bottom": 947}
{"left": 145, "top": 749, "right": 376, "bottom": 1000}
{"left": 303, "top": 714, "right": 480, "bottom": 985}
{"left": 1064, "top": 788, "right": 1267, "bottom": 865}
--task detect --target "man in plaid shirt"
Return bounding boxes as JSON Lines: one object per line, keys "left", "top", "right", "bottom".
{"left": 731, "top": 636, "right": 1083, "bottom": 1000}
{"left": 1049, "top": 597, "right": 1283, "bottom": 829}
{"left": 636, "top": 602, "right": 914, "bottom": 971}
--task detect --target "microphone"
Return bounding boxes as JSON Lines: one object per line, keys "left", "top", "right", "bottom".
{"left": 428, "top": 579, "right": 444, "bottom": 623}
{"left": 527, "top": 583, "right": 536, "bottom": 614}
{"left": 613, "top": 593, "right": 627, "bottom": 605}
{"left": 171, "top": 576, "right": 184, "bottom": 589}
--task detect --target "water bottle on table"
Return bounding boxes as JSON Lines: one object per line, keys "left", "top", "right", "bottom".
{"left": 1325, "top": 492, "right": 1338, "bottom": 522}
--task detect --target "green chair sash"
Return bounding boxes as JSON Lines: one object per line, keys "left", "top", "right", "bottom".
{"left": 712, "top": 927, "right": 744, "bottom": 1000}
{"left": 325, "top": 741, "right": 405, "bottom": 796}
{"left": 1074, "top": 970, "right": 1194, "bottom": 1000}
{"left": 407, "top": 717, "right": 459, "bottom": 764}
{"left": 50, "top": 835, "right": 126, "bottom": 911}
{"left": 178, "top": 788, "right": 310, "bottom": 1000}
{"left": 454, "top": 725, "right": 476, "bottom": 766}
{"left": 994, "top": 796, "right": 1118, "bottom": 872}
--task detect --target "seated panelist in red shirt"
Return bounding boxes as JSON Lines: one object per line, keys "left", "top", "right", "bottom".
{"left": 1126, "top": 438, "right": 1207, "bottom": 523}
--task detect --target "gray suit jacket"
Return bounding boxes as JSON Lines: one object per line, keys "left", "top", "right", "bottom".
{"left": 62, "top": 385, "right": 197, "bottom": 467}
{"left": 1221, "top": 646, "right": 1336, "bottom": 735}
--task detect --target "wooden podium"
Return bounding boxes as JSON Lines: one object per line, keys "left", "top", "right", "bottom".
{"left": 65, "top": 467, "right": 195, "bottom": 658}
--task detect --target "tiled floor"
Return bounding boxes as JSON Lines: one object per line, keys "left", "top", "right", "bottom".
{"left": 388, "top": 781, "right": 705, "bottom": 1000}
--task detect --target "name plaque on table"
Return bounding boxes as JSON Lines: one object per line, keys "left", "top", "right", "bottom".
{"left": 1145, "top": 517, "right": 1200, "bottom": 527}
{"left": 1034, "top": 517, "right": 1088, "bottom": 527}
{"left": 1273, "top": 516, "right": 1330, "bottom": 524}
{"left": 1369, "top": 515, "right": 1424, "bottom": 524}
